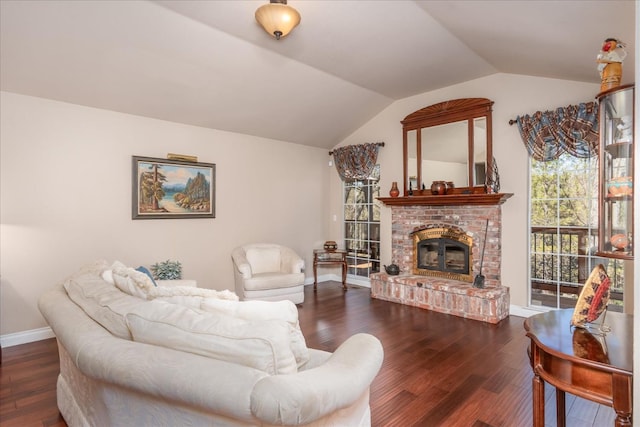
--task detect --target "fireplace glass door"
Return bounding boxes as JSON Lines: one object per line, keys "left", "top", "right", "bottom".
{"left": 417, "top": 238, "right": 469, "bottom": 275}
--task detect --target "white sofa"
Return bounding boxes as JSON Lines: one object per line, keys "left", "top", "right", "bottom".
{"left": 231, "top": 243, "right": 305, "bottom": 304}
{"left": 38, "top": 262, "right": 384, "bottom": 426}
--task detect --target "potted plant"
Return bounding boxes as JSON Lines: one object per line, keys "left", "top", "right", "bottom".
{"left": 150, "top": 260, "right": 182, "bottom": 280}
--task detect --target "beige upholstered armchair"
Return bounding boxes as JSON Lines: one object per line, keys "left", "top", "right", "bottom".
{"left": 231, "top": 243, "right": 305, "bottom": 304}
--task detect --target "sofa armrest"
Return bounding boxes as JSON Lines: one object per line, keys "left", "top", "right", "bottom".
{"left": 231, "top": 247, "right": 252, "bottom": 279}
{"left": 250, "top": 333, "right": 383, "bottom": 425}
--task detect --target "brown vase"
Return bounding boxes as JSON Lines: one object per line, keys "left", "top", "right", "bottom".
{"left": 389, "top": 181, "right": 400, "bottom": 197}
{"left": 431, "top": 181, "right": 447, "bottom": 195}
{"left": 446, "top": 181, "right": 454, "bottom": 194}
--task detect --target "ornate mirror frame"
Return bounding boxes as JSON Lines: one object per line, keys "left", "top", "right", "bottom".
{"left": 401, "top": 98, "right": 494, "bottom": 196}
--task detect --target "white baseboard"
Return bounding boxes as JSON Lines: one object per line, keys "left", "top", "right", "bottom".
{"left": 1, "top": 326, "right": 55, "bottom": 348}
{"left": 509, "top": 305, "right": 547, "bottom": 318}
{"left": 306, "top": 274, "right": 371, "bottom": 288}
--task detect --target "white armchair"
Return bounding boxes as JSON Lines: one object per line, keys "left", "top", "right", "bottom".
{"left": 231, "top": 243, "right": 305, "bottom": 304}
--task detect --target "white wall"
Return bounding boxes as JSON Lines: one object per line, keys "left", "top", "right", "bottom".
{"left": 330, "top": 73, "right": 601, "bottom": 308}
{"left": 0, "top": 91, "right": 330, "bottom": 335}
{"left": 0, "top": 73, "right": 618, "bottom": 334}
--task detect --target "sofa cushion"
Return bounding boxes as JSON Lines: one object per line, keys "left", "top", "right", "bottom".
{"left": 245, "top": 247, "right": 281, "bottom": 274}
{"left": 243, "top": 272, "right": 304, "bottom": 291}
{"left": 125, "top": 301, "right": 298, "bottom": 375}
{"left": 63, "top": 273, "right": 143, "bottom": 340}
{"left": 200, "top": 298, "right": 310, "bottom": 368}
{"left": 154, "top": 295, "right": 204, "bottom": 309}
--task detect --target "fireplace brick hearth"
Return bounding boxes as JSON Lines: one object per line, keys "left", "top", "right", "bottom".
{"left": 371, "top": 203, "right": 510, "bottom": 324}
{"left": 370, "top": 273, "right": 509, "bottom": 324}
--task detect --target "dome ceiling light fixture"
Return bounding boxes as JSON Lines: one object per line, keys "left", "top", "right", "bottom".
{"left": 255, "top": 0, "right": 301, "bottom": 40}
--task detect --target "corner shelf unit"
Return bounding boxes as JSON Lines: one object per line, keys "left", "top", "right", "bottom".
{"left": 596, "top": 84, "right": 634, "bottom": 259}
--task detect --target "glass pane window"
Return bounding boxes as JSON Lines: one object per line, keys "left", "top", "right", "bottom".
{"left": 344, "top": 165, "right": 380, "bottom": 278}
{"left": 529, "top": 153, "right": 625, "bottom": 311}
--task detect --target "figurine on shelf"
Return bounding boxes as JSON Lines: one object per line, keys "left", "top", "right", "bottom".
{"left": 596, "top": 38, "right": 627, "bottom": 92}
{"left": 485, "top": 157, "right": 500, "bottom": 194}
{"left": 616, "top": 115, "right": 632, "bottom": 143}
{"left": 606, "top": 176, "right": 632, "bottom": 197}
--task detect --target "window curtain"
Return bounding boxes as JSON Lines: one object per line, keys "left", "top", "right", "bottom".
{"left": 514, "top": 102, "right": 599, "bottom": 161}
{"left": 332, "top": 143, "right": 380, "bottom": 181}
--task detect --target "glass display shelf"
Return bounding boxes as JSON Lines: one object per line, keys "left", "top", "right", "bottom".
{"left": 596, "top": 84, "right": 634, "bottom": 259}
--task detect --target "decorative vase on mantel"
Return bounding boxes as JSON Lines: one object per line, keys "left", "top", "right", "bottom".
{"left": 389, "top": 181, "right": 400, "bottom": 197}
{"left": 431, "top": 181, "right": 447, "bottom": 195}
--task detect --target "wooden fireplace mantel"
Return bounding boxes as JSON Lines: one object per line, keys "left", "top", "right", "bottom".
{"left": 378, "top": 193, "right": 513, "bottom": 206}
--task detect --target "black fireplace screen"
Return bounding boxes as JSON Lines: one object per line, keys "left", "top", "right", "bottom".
{"left": 411, "top": 226, "right": 473, "bottom": 282}
{"left": 417, "top": 238, "right": 469, "bottom": 274}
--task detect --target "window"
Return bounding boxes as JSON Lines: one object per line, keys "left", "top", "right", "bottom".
{"left": 529, "top": 153, "right": 625, "bottom": 311}
{"left": 344, "top": 165, "right": 380, "bottom": 278}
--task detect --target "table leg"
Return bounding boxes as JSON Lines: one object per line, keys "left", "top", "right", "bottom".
{"left": 313, "top": 262, "right": 318, "bottom": 292}
{"left": 612, "top": 374, "right": 633, "bottom": 426}
{"left": 556, "top": 388, "right": 566, "bottom": 427}
{"left": 341, "top": 261, "right": 347, "bottom": 291}
{"left": 532, "top": 373, "right": 545, "bottom": 427}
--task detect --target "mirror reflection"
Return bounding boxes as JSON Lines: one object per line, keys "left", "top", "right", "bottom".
{"left": 473, "top": 117, "right": 487, "bottom": 185}
{"left": 421, "top": 121, "right": 468, "bottom": 188}
{"left": 401, "top": 98, "right": 493, "bottom": 196}
{"left": 407, "top": 130, "right": 418, "bottom": 191}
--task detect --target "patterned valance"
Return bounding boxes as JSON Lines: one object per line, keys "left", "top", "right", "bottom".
{"left": 332, "top": 143, "right": 382, "bottom": 181}
{"left": 514, "top": 102, "right": 599, "bottom": 161}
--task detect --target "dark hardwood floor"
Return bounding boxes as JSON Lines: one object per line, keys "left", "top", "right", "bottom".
{"left": 1, "top": 282, "right": 615, "bottom": 426}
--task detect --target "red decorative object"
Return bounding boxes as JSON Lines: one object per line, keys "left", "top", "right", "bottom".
{"left": 389, "top": 181, "right": 400, "bottom": 197}
{"left": 610, "top": 234, "right": 629, "bottom": 250}
{"left": 571, "top": 264, "right": 611, "bottom": 327}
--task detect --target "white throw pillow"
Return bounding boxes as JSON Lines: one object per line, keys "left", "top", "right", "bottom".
{"left": 112, "top": 270, "right": 149, "bottom": 300}
{"left": 101, "top": 269, "right": 115, "bottom": 285}
{"left": 125, "top": 301, "right": 298, "bottom": 375}
{"left": 110, "top": 261, "right": 238, "bottom": 302}
{"left": 245, "top": 247, "right": 281, "bottom": 274}
{"left": 200, "top": 298, "right": 310, "bottom": 368}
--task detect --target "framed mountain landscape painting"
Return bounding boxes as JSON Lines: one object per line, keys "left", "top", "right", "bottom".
{"left": 132, "top": 156, "right": 215, "bottom": 219}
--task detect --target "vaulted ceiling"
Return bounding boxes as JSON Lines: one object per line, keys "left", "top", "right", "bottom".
{"left": 1, "top": 1, "right": 636, "bottom": 149}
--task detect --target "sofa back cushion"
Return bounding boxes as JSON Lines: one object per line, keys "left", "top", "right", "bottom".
{"left": 200, "top": 298, "right": 309, "bottom": 368}
{"left": 245, "top": 247, "right": 281, "bottom": 274}
{"left": 63, "top": 273, "right": 143, "bottom": 340}
{"left": 125, "top": 301, "right": 298, "bottom": 375}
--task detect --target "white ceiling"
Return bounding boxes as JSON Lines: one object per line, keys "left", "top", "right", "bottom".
{"left": 0, "top": 0, "right": 635, "bottom": 150}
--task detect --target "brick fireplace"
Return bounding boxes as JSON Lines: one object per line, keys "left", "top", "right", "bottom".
{"left": 370, "top": 201, "right": 510, "bottom": 324}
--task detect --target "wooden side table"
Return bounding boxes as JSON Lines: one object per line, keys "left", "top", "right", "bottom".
{"left": 313, "top": 249, "right": 347, "bottom": 291}
{"left": 524, "top": 309, "right": 633, "bottom": 427}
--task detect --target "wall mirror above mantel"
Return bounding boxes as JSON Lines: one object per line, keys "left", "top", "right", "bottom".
{"left": 402, "top": 98, "right": 494, "bottom": 196}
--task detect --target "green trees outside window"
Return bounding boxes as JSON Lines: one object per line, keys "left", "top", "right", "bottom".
{"left": 344, "top": 165, "right": 381, "bottom": 278}
{"left": 530, "top": 153, "right": 625, "bottom": 310}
